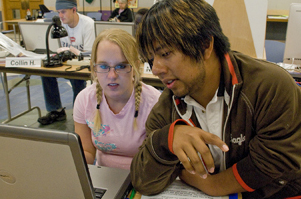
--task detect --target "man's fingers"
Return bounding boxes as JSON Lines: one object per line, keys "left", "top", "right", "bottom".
{"left": 176, "top": 146, "right": 211, "bottom": 178}
{"left": 172, "top": 125, "right": 229, "bottom": 178}
{"left": 189, "top": 147, "right": 213, "bottom": 177}
{"left": 200, "top": 131, "right": 229, "bottom": 152}
{"left": 189, "top": 132, "right": 227, "bottom": 175}
{"left": 176, "top": 150, "right": 195, "bottom": 174}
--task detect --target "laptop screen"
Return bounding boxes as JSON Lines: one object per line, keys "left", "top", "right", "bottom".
{"left": 0, "top": 124, "right": 131, "bottom": 199}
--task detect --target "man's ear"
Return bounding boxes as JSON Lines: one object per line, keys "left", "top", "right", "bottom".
{"left": 203, "top": 37, "right": 214, "bottom": 60}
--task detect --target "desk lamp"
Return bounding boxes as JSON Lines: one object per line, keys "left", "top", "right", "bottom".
{"left": 43, "top": 15, "right": 68, "bottom": 67}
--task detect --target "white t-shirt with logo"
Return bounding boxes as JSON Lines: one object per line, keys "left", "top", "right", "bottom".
{"left": 60, "top": 13, "right": 95, "bottom": 51}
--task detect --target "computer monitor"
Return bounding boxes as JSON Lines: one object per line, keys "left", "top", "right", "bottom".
{"left": 87, "top": 12, "right": 102, "bottom": 21}
{"left": 43, "top": 12, "right": 59, "bottom": 22}
{"left": 94, "top": 21, "right": 135, "bottom": 37}
{"left": 283, "top": 3, "right": 301, "bottom": 65}
{"left": 39, "top": 4, "right": 50, "bottom": 16}
{"left": 18, "top": 22, "right": 61, "bottom": 54}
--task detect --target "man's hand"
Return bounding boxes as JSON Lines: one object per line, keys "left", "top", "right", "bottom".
{"left": 179, "top": 167, "right": 245, "bottom": 196}
{"left": 173, "top": 125, "right": 229, "bottom": 178}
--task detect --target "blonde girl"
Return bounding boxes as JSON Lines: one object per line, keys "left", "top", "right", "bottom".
{"left": 73, "top": 28, "right": 161, "bottom": 169}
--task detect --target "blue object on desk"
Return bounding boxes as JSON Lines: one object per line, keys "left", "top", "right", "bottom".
{"left": 229, "top": 193, "right": 238, "bottom": 199}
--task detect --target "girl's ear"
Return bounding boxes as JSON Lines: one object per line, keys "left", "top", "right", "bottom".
{"left": 136, "top": 59, "right": 141, "bottom": 68}
{"left": 90, "top": 62, "right": 96, "bottom": 80}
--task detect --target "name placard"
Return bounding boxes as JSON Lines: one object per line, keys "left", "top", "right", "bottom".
{"left": 143, "top": 62, "right": 152, "bottom": 74}
{"left": 5, "top": 57, "right": 42, "bottom": 68}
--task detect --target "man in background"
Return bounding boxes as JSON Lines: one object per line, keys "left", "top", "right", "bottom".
{"left": 38, "top": 0, "right": 95, "bottom": 125}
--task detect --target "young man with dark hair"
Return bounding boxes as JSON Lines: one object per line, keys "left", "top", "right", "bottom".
{"left": 131, "top": 0, "right": 301, "bottom": 198}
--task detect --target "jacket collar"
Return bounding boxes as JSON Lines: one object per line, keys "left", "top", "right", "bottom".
{"left": 221, "top": 52, "right": 243, "bottom": 96}
{"left": 172, "top": 52, "right": 243, "bottom": 118}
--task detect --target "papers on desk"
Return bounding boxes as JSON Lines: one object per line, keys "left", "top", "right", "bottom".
{"left": 141, "top": 180, "right": 241, "bottom": 199}
{"left": 0, "top": 50, "right": 9, "bottom": 58}
{"left": 277, "top": 62, "right": 300, "bottom": 70}
{"left": 0, "top": 32, "right": 46, "bottom": 67}
{"left": 277, "top": 62, "right": 301, "bottom": 74}
{"left": 267, "top": 15, "right": 288, "bottom": 20}
{"left": 66, "top": 57, "right": 90, "bottom": 66}
{"left": 35, "top": 19, "right": 45, "bottom": 23}
{"left": 0, "top": 32, "right": 46, "bottom": 59}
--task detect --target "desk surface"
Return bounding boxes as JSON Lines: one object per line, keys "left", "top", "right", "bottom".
{"left": 5, "top": 19, "right": 35, "bottom": 24}
{"left": 0, "top": 64, "right": 163, "bottom": 87}
{"left": 0, "top": 64, "right": 91, "bottom": 80}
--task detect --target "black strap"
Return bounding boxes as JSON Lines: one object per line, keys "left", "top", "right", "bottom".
{"left": 65, "top": 65, "right": 91, "bottom": 72}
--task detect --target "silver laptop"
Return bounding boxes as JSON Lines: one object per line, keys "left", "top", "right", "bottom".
{"left": 18, "top": 22, "right": 61, "bottom": 54}
{"left": 0, "top": 124, "right": 132, "bottom": 199}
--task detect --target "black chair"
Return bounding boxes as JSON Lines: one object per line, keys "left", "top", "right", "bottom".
{"left": 265, "top": 40, "right": 286, "bottom": 63}
{"left": 0, "top": 22, "right": 14, "bottom": 34}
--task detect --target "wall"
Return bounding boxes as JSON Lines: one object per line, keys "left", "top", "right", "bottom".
{"left": 267, "top": 0, "right": 301, "bottom": 11}
{"left": 42, "top": 0, "right": 301, "bottom": 12}
{"left": 1, "top": 0, "right": 301, "bottom": 13}
{"left": 43, "top": 0, "right": 153, "bottom": 12}
{"left": 0, "top": 1, "right": 2, "bottom": 23}
{"left": 0, "top": 0, "right": 294, "bottom": 32}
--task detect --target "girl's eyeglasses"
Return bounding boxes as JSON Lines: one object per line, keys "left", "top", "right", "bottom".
{"left": 94, "top": 63, "right": 132, "bottom": 73}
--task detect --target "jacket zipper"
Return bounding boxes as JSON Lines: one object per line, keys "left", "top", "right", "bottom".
{"left": 222, "top": 84, "right": 237, "bottom": 170}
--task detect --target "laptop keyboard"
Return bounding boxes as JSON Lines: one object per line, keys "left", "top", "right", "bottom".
{"left": 94, "top": 188, "right": 106, "bottom": 199}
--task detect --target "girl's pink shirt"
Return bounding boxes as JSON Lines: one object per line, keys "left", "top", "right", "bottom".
{"left": 73, "top": 82, "right": 161, "bottom": 170}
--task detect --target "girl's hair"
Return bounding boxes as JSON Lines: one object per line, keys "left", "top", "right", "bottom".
{"left": 90, "top": 28, "right": 142, "bottom": 132}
